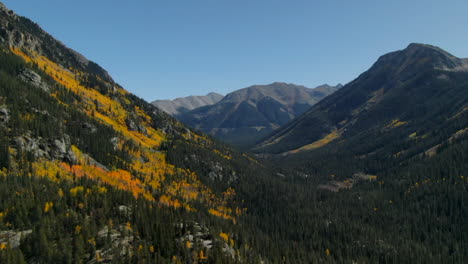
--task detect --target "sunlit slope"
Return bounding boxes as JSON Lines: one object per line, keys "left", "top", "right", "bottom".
{"left": 1, "top": 8, "right": 252, "bottom": 222}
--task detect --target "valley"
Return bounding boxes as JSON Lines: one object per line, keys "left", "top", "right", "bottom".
{"left": 0, "top": 2, "right": 467, "bottom": 263}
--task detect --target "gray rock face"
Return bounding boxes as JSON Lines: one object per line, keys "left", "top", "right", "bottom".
{"left": 184, "top": 154, "right": 238, "bottom": 184}
{"left": 152, "top": 92, "right": 224, "bottom": 116}
{"left": 95, "top": 223, "right": 134, "bottom": 262}
{"left": 0, "top": 229, "right": 33, "bottom": 249}
{"left": 110, "top": 137, "right": 119, "bottom": 151}
{"left": 81, "top": 122, "right": 97, "bottom": 133}
{"left": 14, "top": 133, "right": 77, "bottom": 163}
{"left": 0, "top": 105, "right": 9, "bottom": 124}
{"left": 125, "top": 117, "right": 146, "bottom": 134}
{"left": 18, "top": 68, "right": 50, "bottom": 92}
{"left": 0, "top": 5, "right": 114, "bottom": 84}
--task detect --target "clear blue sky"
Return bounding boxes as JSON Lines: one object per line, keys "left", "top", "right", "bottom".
{"left": 3, "top": 0, "right": 468, "bottom": 101}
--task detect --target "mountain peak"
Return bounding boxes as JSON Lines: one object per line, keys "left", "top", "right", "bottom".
{"left": 373, "top": 43, "right": 467, "bottom": 75}
{"left": 404, "top": 43, "right": 459, "bottom": 60}
{"left": 407, "top": 42, "right": 443, "bottom": 50}
{"left": 0, "top": 2, "right": 10, "bottom": 12}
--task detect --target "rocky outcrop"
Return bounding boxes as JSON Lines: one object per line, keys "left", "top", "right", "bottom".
{"left": 0, "top": 229, "right": 33, "bottom": 249}
{"left": 81, "top": 122, "right": 97, "bottom": 134}
{"left": 0, "top": 105, "right": 9, "bottom": 124}
{"left": 184, "top": 154, "right": 238, "bottom": 184}
{"left": 18, "top": 68, "right": 50, "bottom": 92}
{"left": 14, "top": 133, "right": 77, "bottom": 163}
{"left": 207, "top": 161, "right": 237, "bottom": 183}
{"left": 0, "top": 5, "right": 114, "bottom": 84}
{"left": 125, "top": 116, "right": 146, "bottom": 134}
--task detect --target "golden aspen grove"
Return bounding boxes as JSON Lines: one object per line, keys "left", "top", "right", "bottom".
{"left": 0, "top": 2, "right": 467, "bottom": 264}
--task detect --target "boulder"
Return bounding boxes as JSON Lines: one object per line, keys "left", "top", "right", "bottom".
{"left": 19, "top": 68, "right": 50, "bottom": 92}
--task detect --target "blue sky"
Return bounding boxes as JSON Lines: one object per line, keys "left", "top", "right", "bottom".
{"left": 3, "top": 0, "right": 468, "bottom": 101}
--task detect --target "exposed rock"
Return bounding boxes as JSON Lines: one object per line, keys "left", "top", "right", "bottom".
{"left": 51, "top": 135, "right": 77, "bottom": 163}
{"left": 0, "top": 105, "right": 9, "bottom": 124}
{"left": 18, "top": 68, "right": 50, "bottom": 92}
{"left": 0, "top": 4, "right": 115, "bottom": 84}
{"left": 125, "top": 117, "right": 146, "bottom": 134}
{"left": 0, "top": 229, "right": 33, "bottom": 249}
{"left": 31, "top": 107, "right": 50, "bottom": 116}
{"left": 178, "top": 222, "right": 213, "bottom": 250}
{"left": 81, "top": 122, "right": 97, "bottom": 133}
{"left": 0, "top": 3, "right": 14, "bottom": 17}
{"left": 13, "top": 133, "right": 76, "bottom": 163}
{"left": 110, "top": 137, "right": 119, "bottom": 151}
{"left": 202, "top": 161, "right": 238, "bottom": 183}
{"left": 118, "top": 205, "right": 132, "bottom": 217}
{"left": 94, "top": 224, "right": 135, "bottom": 262}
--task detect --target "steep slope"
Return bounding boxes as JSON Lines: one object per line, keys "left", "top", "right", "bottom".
{"left": 1, "top": 3, "right": 467, "bottom": 263}
{"left": 255, "top": 43, "right": 468, "bottom": 156}
{"left": 0, "top": 4, "right": 273, "bottom": 263}
{"left": 178, "top": 82, "right": 341, "bottom": 147}
{"left": 152, "top": 92, "right": 224, "bottom": 116}
{"left": 249, "top": 44, "right": 468, "bottom": 263}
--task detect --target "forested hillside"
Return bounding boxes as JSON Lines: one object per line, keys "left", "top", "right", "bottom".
{"left": 0, "top": 4, "right": 272, "bottom": 263}
{"left": 0, "top": 2, "right": 467, "bottom": 263}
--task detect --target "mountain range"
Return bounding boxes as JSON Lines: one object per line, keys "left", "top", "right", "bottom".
{"left": 177, "top": 82, "right": 341, "bottom": 147}
{"left": 0, "top": 1, "right": 467, "bottom": 263}
{"left": 254, "top": 43, "right": 468, "bottom": 156}
{"left": 152, "top": 92, "right": 224, "bottom": 116}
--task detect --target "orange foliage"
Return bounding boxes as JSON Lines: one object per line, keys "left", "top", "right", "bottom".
{"left": 44, "top": 201, "right": 54, "bottom": 213}
{"left": 126, "top": 221, "right": 132, "bottom": 231}
{"left": 198, "top": 250, "right": 208, "bottom": 260}
{"left": 61, "top": 162, "right": 152, "bottom": 200}
{"left": 208, "top": 208, "right": 235, "bottom": 221}
{"left": 70, "top": 186, "right": 84, "bottom": 196}
{"left": 10, "top": 47, "right": 164, "bottom": 149}
{"left": 32, "top": 160, "right": 66, "bottom": 182}
{"left": 185, "top": 240, "right": 193, "bottom": 249}
{"left": 159, "top": 195, "right": 181, "bottom": 209}
{"left": 214, "top": 149, "right": 232, "bottom": 160}
{"left": 219, "top": 232, "right": 229, "bottom": 242}
{"left": 11, "top": 48, "right": 241, "bottom": 222}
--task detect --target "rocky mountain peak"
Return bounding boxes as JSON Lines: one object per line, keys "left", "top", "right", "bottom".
{"left": 0, "top": 5, "right": 114, "bottom": 83}
{"left": 373, "top": 43, "right": 468, "bottom": 75}
{"left": 0, "top": 2, "right": 13, "bottom": 15}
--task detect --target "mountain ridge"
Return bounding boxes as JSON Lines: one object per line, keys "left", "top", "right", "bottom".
{"left": 178, "top": 82, "right": 341, "bottom": 147}
{"left": 254, "top": 43, "right": 468, "bottom": 155}
{"left": 0, "top": 2, "right": 467, "bottom": 262}
{"left": 152, "top": 92, "right": 224, "bottom": 116}
{"left": 0, "top": 3, "right": 278, "bottom": 262}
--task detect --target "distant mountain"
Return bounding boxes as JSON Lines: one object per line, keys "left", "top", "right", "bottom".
{"left": 152, "top": 92, "right": 224, "bottom": 116}
{"left": 178, "top": 82, "right": 341, "bottom": 147}
{"left": 254, "top": 43, "right": 468, "bottom": 156}
{"left": 2, "top": 1, "right": 468, "bottom": 262}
